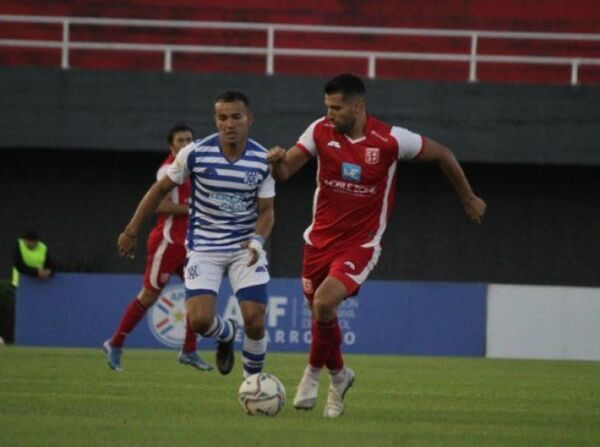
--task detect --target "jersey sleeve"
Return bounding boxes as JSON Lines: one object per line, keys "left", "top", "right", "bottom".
{"left": 390, "top": 126, "right": 424, "bottom": 160}
{"left": 156, "top": 164, "right": 168, "bottom": 181}
{"left": 167, "top": 143, "right": 193, "bottom": 184}
{"left": 258, "top": 172, "right": 275, "bottom": 198}
{"left": 296, "top": 118, "right": 322, "bottom": 157}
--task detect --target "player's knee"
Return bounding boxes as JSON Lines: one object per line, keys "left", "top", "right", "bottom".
{"left": 312, "top": 295, "right": 335, "bottom": 322}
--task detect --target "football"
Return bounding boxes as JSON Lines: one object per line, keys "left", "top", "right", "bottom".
{"left": 238, "top": 372, "right": 286, "bottom": 416}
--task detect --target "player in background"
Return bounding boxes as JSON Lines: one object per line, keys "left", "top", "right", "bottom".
{"left": 267, "top": 73, "right": 486, "bottom": 417}
{"left": 103, "top": 125, "right": 212, "bottom": 372}
{"left": 117, "top": 92, "right": 275, "bottom": 378}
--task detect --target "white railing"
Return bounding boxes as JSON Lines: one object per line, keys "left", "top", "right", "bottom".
{"left": 1, "top": 14, "right": 600, "bottom": 85}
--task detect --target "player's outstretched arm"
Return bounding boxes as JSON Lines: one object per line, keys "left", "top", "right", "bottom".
{"left": 117, "top": 175, "right": 177, "bottom": 257}
{"left": 246, "top": 197, "right": 275, "bottom": 266}
{"left": 267, "top": 145, "right": 310, "bottom": 181}
{"left": 416, "top": 138, "right": 487, "bottom": 223}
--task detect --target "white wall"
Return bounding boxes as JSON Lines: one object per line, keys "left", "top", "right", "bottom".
{"left": 487, "top": 284, "right": 600, "bottom": 361}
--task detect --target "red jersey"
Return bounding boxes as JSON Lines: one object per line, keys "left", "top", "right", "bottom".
{"left": 296, "top": 115, "right": 424, "bottom": 249}
{"left": 149, "top": 154, "right": 191, "bottom": 246}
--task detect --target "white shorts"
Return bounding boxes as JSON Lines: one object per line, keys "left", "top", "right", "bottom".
{"left": 184, "top": 248, "right": 270, "bottom": 298}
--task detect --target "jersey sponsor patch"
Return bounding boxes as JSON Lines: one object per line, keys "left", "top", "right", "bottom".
{"left": 210, "top": 192, "right": 246, "bottom": 213}
{"left": 365, "top": 147, "right": 380, "bottom": 164}
{"left": 341, "top": 162, "right": 361, "bottom": 182}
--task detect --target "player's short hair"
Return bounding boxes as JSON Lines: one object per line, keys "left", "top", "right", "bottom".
{"left": 215, "top": 91, "right": 251, "bottom": 108}
{"left": 167, "top": 124, "right": 194, "bottom": 144}
{"left": 324, "top": 73, "right": 366, "bottom": 100}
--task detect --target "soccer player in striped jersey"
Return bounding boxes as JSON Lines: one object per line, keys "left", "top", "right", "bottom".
{"left": 103, "top": 125, "right": 211, "bottom": 372}
{"left": 268, "top": 74, "right": 486, "bottom": 417}
{"left": 117, "top": 92, "right": 275, "bottom": 378}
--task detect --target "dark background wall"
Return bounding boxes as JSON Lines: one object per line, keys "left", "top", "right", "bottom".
{"left": 1, "top": 68, "right": 599, "bottom": 287}
{"left": 1, "top": 150, "right": 599, "bottom": 288}
{"left": 2, "top": 68, "right": 600, "bottom": 165}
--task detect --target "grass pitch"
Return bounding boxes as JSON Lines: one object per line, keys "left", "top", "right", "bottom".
{"left": 1, "top": 346, "right": 599, "bottom": 447}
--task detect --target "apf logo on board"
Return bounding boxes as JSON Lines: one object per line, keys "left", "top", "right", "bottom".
{"left": 147, "top": 284, "right": 187, "bottom": 348}
{"left": 146, "top": 283, "right": 359, "bottom": 350}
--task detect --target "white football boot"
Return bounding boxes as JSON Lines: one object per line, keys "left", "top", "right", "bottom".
{"left": 323, "top": 367, "right": 355, "bottom": 418}
{"left": 293, "top": 366, "right": 321, "bottom": 410}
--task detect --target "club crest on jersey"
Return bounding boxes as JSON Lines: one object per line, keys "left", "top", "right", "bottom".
{"left": 244, "top": 169, "right": 259, "bottom": 186}
{"left": 147, "top": 284, "right": 188, "bottom": 348}
{"left": 341, "top": 162, "right": 361, "bottom": 182}
{"left": 365, "top": 147, "right": 380, "bottom": 164}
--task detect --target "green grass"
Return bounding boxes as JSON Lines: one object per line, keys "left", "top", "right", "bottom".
{"left": 1, "top": 347, "right": 599, "bottom": 446}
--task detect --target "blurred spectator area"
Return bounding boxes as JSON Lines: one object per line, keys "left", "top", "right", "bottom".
{"left": 1, "top": 0, "right": 600, "bottom": 84}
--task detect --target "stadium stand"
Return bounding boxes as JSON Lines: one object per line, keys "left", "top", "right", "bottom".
{"left": 1, "top": 0, "right": 600, "bottom": 84}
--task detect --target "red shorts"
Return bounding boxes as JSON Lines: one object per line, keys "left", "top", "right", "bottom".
{"left": 301, "top": 243, "right": 381, "bottom": 303}
{"left": 143, "top": 233, "right": 186, "bottom": 292}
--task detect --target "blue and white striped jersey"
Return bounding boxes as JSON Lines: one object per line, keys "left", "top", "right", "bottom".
{"left": 167, "top": 133, "right": 275, "bottom": 252}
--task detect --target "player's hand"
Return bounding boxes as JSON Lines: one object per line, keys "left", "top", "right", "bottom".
{"left": 117, "top": 231, "right": 137, "bottom": 258}
{"left": 241, "top": 236, "right": 265, "bottom": 266}
{"left": 464, "top": 195, "right": 487, "bottom": 223}
{"left": 37, "top": 268, "right": 52, "bottom": 280}
{"left": 267, "top": 146, "right": 286, "bottom": 164}
{"left": 247, "top": 246, "right": 260, "bottom": 266}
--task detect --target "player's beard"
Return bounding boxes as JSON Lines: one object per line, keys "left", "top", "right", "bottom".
{"left": 333, "top": 116, "right": 354, "bottom": 135}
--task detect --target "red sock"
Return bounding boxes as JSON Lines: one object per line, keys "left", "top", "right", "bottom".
{"left": 308, "top": 317, "right": 339, "bottom": 368}
{"left": 325, "top": 319, "right": 344, "bottom": 372}
{"left": 182, "top": 317, "right": 197, "bottom": 353}
{"left": 111, "top": 299, "right": 147, "bottom": 347}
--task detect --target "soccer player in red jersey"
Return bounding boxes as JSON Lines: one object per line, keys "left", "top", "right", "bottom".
{"left": 103, "top": 124, "right": 211, "bottom": 372}
{"left": 268, "top": 73, "right": 486, "bottom": 417}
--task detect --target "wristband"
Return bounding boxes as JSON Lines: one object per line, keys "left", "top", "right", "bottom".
{"left": 249, "top": 234, "right": 265, "bottom": 247}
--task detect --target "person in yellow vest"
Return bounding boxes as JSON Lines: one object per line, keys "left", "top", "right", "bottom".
{"left": 11, "top": 231, "right": 55, "bottom": 287}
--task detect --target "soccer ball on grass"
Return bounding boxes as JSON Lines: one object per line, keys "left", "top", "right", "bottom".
{"left": 238, "top": 372, "right": 286, "bottom": 416}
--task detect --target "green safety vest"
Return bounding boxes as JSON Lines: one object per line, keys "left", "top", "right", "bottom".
{"left": 11, "top": 238, "right": 48, "bottom": 287}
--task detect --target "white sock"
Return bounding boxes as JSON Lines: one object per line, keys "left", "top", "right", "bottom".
{"left": 305, "top": 364, "right": 322, "bottom": 381}
{"left": 330, "top": 366, "right": 347, "bottom": 385}
{"left": 242, "top": 335, "right": 267, "bottom": 378}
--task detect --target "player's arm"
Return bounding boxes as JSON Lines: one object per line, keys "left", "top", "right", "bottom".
{"left": 415, "top": 137, "right": 487, "bottom": 223}
{"left": 267, "top": 145, "right": 310, "bottom": 181}
{"left": 117, "top": 175, "right": 177, "bottom": 257}
{"left": 247, "top": 196, "right": 275, "bottom": 266}
{"left": 155, "top": 196, "right": 188, "bottom": 215}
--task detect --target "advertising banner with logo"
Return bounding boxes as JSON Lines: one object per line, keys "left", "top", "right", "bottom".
{"left": 16, "top": 274, "right": 486, "bottom": 356}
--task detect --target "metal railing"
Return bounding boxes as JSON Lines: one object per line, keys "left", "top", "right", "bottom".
{"left": 1, "top": 14, "right": 600, "bottom": 85}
